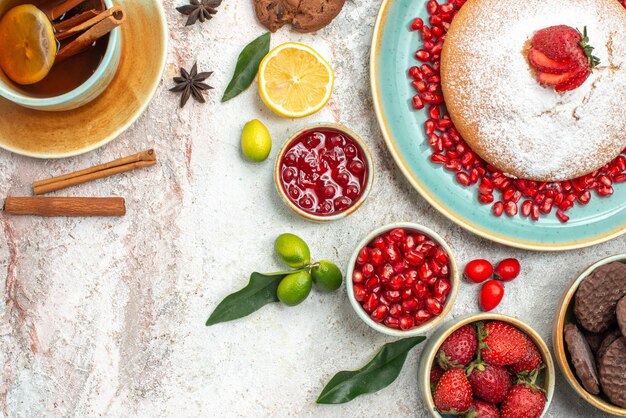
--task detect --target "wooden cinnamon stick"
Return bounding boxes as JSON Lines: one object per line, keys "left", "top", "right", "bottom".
{"left": 55, "top": 6, "right": 122, "bottom": 40}
{"left": 56, "top": 8, "right": 126, "bottom": 62}
{"left": 4, "top": 197, "right": 126, "bottom": 217}
{"left": 33, "top": 149, "right": 157, "bottom": 195}
{"left": 43, "top": 0, "right": 89, "bottom": 21}
{"left": 53, "top": 9, "right": 99, "bottom": 32}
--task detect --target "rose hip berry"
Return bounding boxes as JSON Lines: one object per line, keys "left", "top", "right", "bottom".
{"left": 279, "top": 128, "right": 368, "bottom": 216}
{"left": 495, "top": 258, "right": 521, "bottom": 282}
{"left": 410, "top": 1, "right": 626, "bottom": 223}
{"left": 464, "top": 259, "right": 494, "bottom": 283}
{"left": 353, "top": 228, "right": 452, "bottom": 330}
{"left": 480, "top": 280, "right": 504, "bottom": 311}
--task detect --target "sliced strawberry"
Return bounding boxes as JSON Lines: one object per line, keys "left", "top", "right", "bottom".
{"left": 536, "top": 70, "right": 576, "bottom": 87}
{"left": 528, "top": 48, "right": 575, "bottom": 74}
{"left": 531, "top": 25, "right": 581, "bottom": 61}
{"left": 555, "top": 66, "right": 590, "bottom": 92}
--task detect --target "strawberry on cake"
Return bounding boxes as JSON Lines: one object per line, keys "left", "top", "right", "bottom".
{"left": 441, "top": 0, "right": 626, "bottom": 181}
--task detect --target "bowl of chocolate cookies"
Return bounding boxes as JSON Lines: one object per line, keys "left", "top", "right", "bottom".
{"left": 553, "top": 254, "right": 626, "bottom": 416}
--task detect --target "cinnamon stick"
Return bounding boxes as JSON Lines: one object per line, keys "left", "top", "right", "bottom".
{"left": 33, "top": 149, "right": 157, "bottom": 195}
{"left": 43, "top": 0, "right": 89, "bottom": 21}
{"left": 55, "top": 6, "right": 122, "bottom": 40}
{"left": 56, "top": 8, "right": 126, "bottom": 62}
{"left": 53, "top": 9, "right": 99, "bottom": 32}
{"left": 4, "top": 197, "right": 126, "bottom": 217}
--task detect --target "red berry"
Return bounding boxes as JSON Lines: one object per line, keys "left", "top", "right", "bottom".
{"left": 495, "top": 258, "right": 521, "bottom": 282}
{"left": 436, "top": 324, "right": 477, "bottom": 369}
{"left": 468, "top": 363, "right": 512, "bottom": 404}
{"left": 479, "top": 321, "right": 531, "bottom": 366}
{"left": 433, "top": 369, "right": 473, "bottom": 414}
{"left": 464, "top": 259, "right": 494, "bottom": 283}
{"left": 509, "top": 341, "right": 543, "bottom": 375}
{"left": 480, "top": 280, "right": 504, "bottom": 312}
{"left": 469, "top": 399, "right": 501, "bottom": 418}
{"left": 430, "top": 363, "right": 445, "bottom": 386}
{"left": 501, "top": 384, "right": 546, "bottom": 418}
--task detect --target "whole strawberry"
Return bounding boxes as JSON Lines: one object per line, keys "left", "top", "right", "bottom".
{"left": 466, "top": 399, "right": 501, "bottom": 418}
{"left": 433, "top": 369, "right": 473, "bottom": 414}
{"left": 528, "top": 25, "right": 600, "bottom": 92}
{"left": 501, "top": 383, "right": 546, "bottom": 418}
{"left": 437, "top": 324, "right": 478, "bottom": 369}
{"left": 430, "top": 363, "right": 445, "bottom": 388}
{"left": 509, "top": 342, "right": 543, "bottom": 375}
{"left": 467, "top": 362, "right": 512, "bottom": 404}
{"left": 478, "top": 321, "right": 531, "bottom": 366}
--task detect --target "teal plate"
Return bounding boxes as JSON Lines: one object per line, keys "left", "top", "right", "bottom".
{"left": 370, "top": 0, "right": 626, "bottom": 251}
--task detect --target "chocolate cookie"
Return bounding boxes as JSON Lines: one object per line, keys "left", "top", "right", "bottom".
{"left": 564, "top": 323, "right": 601, "bottom": 395}
{"left": 574, "top": 262, "right": 626, "bottom": 333}
{"left": 598, "top": 329, "right": 622, "bottom": 362}
{"left": 253, "top": 0, "right": 345, "bottom": 33}
{"left": 583, "top": 330, "right": 604, "bottom": 353}
{"left": 599, "top": 337, "right": 626, "bottom": 408}
{"left": 617, "top": 295, "right": 626, "bottom": 339}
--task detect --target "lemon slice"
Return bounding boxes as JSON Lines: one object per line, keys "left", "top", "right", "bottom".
{"left": 0, "top": 4, "right": 56, "bottom": 85}
{"left": 258, "top": 42, "right": 334, "bottom": 118}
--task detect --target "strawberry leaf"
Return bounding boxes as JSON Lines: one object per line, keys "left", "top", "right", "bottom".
{"left": 578, "top": 26, "right": 601, "bottom": 68}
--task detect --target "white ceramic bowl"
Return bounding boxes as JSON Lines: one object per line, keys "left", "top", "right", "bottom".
{"left": 0, "top": 0, "right": 122, "bottom": 111}
{"left": 418, "top": 313, "right": 556, "bottom": 418}
{"left": 553, "top": 254, "right": 626, "bottom": 416}
{"left": 345, "top": 222, "right": 459, "bottom": 337}
{"left": 274, "top": 123, "right": 374, "bottom": 222}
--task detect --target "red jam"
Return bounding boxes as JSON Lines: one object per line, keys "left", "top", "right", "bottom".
{"left": 279, "top": 128, "right": 369, "bottom": 216}
{"left": 352, "top": 228, "right": 452, "bottom": 330}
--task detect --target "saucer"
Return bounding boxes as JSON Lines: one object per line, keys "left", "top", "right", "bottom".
{"left": 0, "top": 0, "right": 167, "bottom": 158}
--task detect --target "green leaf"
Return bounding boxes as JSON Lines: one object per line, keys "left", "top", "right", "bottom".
{"left": 206, "top": 272, "right": 285, "bottom": 325}
{"left": 221, "top": 32, "right": 271, "bottom": 102}
{"left": 316, "top": 336, "right": 426, "bottom": 404}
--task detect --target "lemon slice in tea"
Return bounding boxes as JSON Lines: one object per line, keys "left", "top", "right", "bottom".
{"left": 258, "top": 42, "right": 334, "bottom": 118}
{"left": 0, "top": 4, "right": 56, "bottom": 85}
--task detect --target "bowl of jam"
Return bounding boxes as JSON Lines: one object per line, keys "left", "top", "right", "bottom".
{"left": 274, "top": 124, "right": 374, "bottom": 222}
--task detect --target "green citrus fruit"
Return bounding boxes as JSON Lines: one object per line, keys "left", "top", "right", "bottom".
{"left": 241, "top": 119, "right": 271, "bottom": 162}
{"left": 274, "top": 233, "right": 310, "bottom": 268}
{"left": 311, "top": 260, "right": 343, "bottom": 292}
{"left": 277, "top": 271, "right": 312, "bottom": 306}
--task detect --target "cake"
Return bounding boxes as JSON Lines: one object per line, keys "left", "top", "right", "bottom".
{"left": 441, "top": 0, "right": 626, "bottom": 182}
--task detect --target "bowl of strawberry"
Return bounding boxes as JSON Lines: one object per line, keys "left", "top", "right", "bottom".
{"left": 347, "top": 223, "right": 459, "bottom": 336}
{"left": 418, "top": 314, "right": 555, "bottom": 417}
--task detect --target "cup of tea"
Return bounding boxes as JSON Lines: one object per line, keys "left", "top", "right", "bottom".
{"left": 0, "top": 0, "right": 123, "bottom": 111}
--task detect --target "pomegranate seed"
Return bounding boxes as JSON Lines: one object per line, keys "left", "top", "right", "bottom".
{"left": 421, "top": 26, "right": 432, "bottom": 41}
{"left": 531, "top": 205, "right": 540, "bottom": 221}
{"left": 413, "top": 80, "right": 427, "bottom": 92}
{"left": 370, "top": 305, "right": 388, "bottom": 322}
{"left": 408, "top": 66, "right": 422, "bottom": 79}
{"left": 521, "top": 200, "right": 532, "bottom": 217}
{"left": 412, "top": 95, "right": 425, "bottom": 110}
{"left": 415, "top": 50, "right": 431, "bottom": 61}
{"left": 362, "top": 293, "right": 379, "bottom": 313}
{"left": 414, "top": 282, "right": 429, "bottom": 299}
{"left": 365, "top": 277, "right": 380, "bottom": 291}
{"left": 426, "top": 297, "right": 443, "bottom": 315}
{"left": 399, "top": 315, "right": 415, "bottom": 330}
{"left": 402, "top": 298, "right": 419, "bottom": 312}
{"left": 410, "top": 17, "right": 424, "bottom": 31}
{"left": 401, "top": 287, "right": 413, "bottom": 300}
{"left": 426, "top": 0, "right": 439, "bottom": 14}
{"left": 493, "top": 201, "right": 504, "bottom": 217}
{"left": 354, "top": 284, "right": 367, "bottom": 302}
{"left": 362, "top": 263, "right": 374, "bottom": 278}
{"left": 384, "top": 317, "right": 400, "bottom": 329}
{"left": 504, "top": 201, "right": 518, "bottom": 217}
{"left": 456, "top": 172, "right": 470, "bottom": 186}
{"left": 388, "top": 274, "right": 404, "bottom": 291}
{"left": 556, "top": 210, "right": 570, "bottom": 223}
{"left": 414, "top": 309, "right": 431, "bottom": 323}
{"left": 356, "top": 248, "right": 369, "bottom": 265}
{"left": 539, "top": 198, "right": 553, "bottom": 214}
{"left": 478, "top": 193, "right": 494, "bottom": 204}
{"left": 433, "top": 278, "right": 451, "bottom": 297}
{"left": 389, "top": 303, "right": 403, "bottom": 317}
{"left": 386, "top": 291, "right": 402, "bottom": 303}
{"left": 352, "top": 270, "right": 364, "bottom": 284}
{"left": 369, "top": 248, "right": 383, "bottom": 266}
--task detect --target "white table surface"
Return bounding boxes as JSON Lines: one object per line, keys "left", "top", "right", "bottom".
{"left": 0, "top": 0, "right": 624, "bottom": 416}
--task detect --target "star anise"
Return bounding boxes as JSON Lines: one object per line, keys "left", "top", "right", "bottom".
{"left": 170, "top": 63, "right": 213, "bottom": 108}
{"left": 176, "top": 0, "right": 222, "bottom": 26}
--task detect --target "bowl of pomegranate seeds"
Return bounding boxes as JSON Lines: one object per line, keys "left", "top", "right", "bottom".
{"left": 418, "top": 314, "right": 555, "bottom": 417}
{"left": 347, "top": 223, "right": 459, "bottom": 336}
{"left": 274, "top": 123, "right": 374, "bottom": 222}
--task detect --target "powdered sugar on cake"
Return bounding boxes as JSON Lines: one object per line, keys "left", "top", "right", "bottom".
{"left": 442, "top": 0, "right": 626, "bottom": 181}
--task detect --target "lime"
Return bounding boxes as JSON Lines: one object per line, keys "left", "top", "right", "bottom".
{"left": 274, "top": 233, "right": 310, "bottom": 268}
{"left": 241, "top": 119, "right": 271, "bottom": 162}
{"left": 311, "top": 260, "right": 342, "bottom": 292}
{"left": 277, "top": 271, "right": 312, "bottom": 306}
